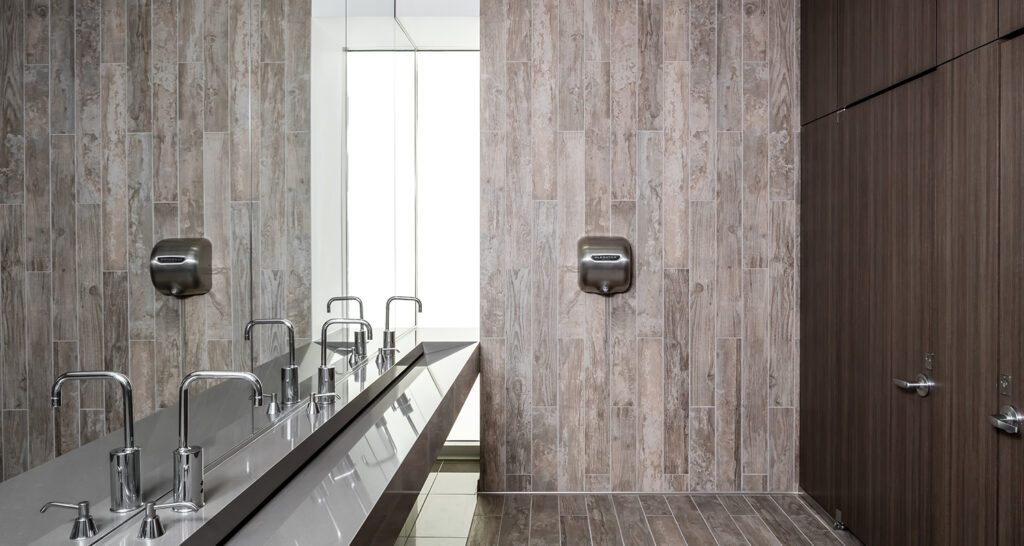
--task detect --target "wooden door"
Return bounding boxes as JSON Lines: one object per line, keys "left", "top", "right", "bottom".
{"left": 834, "top": 92, "right": 891, "bottom": 546}
{"left": 932, "top": 43, "right": 1000, "bottom": 546}
{"left": 937, "top": 0, "right": 998, "bottom": 63}
{"left": 998, "top": 34, "right": 1024, "bottom": 546}
{"left": 838, "top": 0, "right": 889, "bottom": 105}
{"left": 799, "top": 114, "right": 840, "bottom": 515}
{"left": 889, "top": 0, "right": 936, "bottom": 89}
{"left": 887, "top": 72, "right": 940, "bottom": 546}
{"left": 801, "top": 0, "right": 838, "bottom": 122}
{"left": 1001, "top": 0, "right": 1024, "bottom": 35}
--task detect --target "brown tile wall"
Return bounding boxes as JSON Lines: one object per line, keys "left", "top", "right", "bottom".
{"left": 480, "top": 0, "right": 800, "bottom": 492}
{"left": 0, "top": 0, "right": 310, "bottom": 481}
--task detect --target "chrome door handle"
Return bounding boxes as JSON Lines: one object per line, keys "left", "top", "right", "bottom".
{"left": 893, "top": 373, "right": 935, "bottom": 397}
{"left": 988, "top": 405, "right": 1023, "bottom": 435}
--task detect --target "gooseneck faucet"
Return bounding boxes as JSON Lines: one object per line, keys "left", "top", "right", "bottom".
{"left": 319, "top": 318, "right": 373, "bottom": 401}
{"left": 381, "top": 296, "right": 423, "bottom": 355}
{"left": 174, "top": 371, "right": 263, "bottom": 511}
{"left": 244, "top": 319, "right": 299, "bottom": 406}
{"left": 327, "top": 296, "right": 369, "bottom": 356}
{"left": 51, "top": 371, "right": 142, "bottom": 513}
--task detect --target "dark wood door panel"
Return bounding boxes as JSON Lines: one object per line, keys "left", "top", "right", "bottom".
{"left": 801, "top": 0, "right": 838, "bottom": 122}
{"left": 890, "top": 0, "right": 936, "bottom": 88}
{"left": 838, "top": 0, "right": 889, "bottom": 105}
{"left": 1001, "top": 0, "right": 1024, "bottom": 36}
{"left": 998, "top": 34, "right": 1024, "bottom": 546}
{"left": 937, "top": 0, "right": 998, "bottom": 63}
{"left": 933, "top": 43, "right": 1000, "bottom": 546}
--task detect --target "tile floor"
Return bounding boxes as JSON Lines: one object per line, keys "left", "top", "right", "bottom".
{"left": 395, "top": 459, "right": 862, "bottom": 545}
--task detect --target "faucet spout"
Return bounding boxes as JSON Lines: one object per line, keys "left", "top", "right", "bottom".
{"left": 327, "top": 296, "right": 364, "bottom": 318}
{"left": 244, "top": 319, "right": 296, "bottom": 368}
{"left": 178, "top": 371, "right": 263, "bottom": 449}
{"left": 384, "top": 296, "right": 423, "bottom": 331}
{"left": 52, "top": 371, "right": 135, "bottom": 449}
{"left": 321, "top": 318, "right": 373, "bottom": 367}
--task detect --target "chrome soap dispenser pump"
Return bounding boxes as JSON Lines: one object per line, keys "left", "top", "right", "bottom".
{"left": 173, "top": 371, "right": 263, "bottom": 511}
{"left": 51, "top": 371, "right": 142, "bottom": 513}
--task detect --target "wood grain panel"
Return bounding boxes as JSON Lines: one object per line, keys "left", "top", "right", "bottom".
{"left": 666, "top": 495, "right": 716, "bottom": 543}
{"left": 610, "top": 200, "right": 637, "bottom": 407}
{"left": 505, "top": 269, "right": 533, "bottom": 477}
{"left": 286, "top": 132, "right": 311, "bottom": 341}
{"left": 663, "top": 62, "right": 689, "bottom": 269}
{"left": 152, "top": 0, "right": 177, "bottom": 202}
{"left": 102, "top": 271, "right": 129, "bottom": 432}
{"left": 532, "top": 201, "right": 558, "bottom": 408}
{"left": 610, "top": 0, "right": 637, "bottom": 201}
{"left": 717, "top": 0, "right": 742, "bottom": 131}
{"left": 937, "top": 0, "right": 997, "bottom": 63}
{"left": 154, "top": 203, "right": 181, "bottom": 406}
{"left": 24, "top": 66, "right": 49, "bottom": 273}
{"left": 689, "top": 201, "right": 716, "bottom": 407}
{"left": 663, "top": 269, "right": 689, "bottom": 475}
{"left": 1, "top": 206, "right": 26, "bottom": 410}
{"left": 532, "top": 0, "right": 558, "bottom": 201}
{"left": 481, "top": 132, "right": 507, "bottom": 338}
{"left": 285, "top": 0, "right": 311, "bottom": 132}
{"left": 506, "top": 62, "right": 533, "bottom": 266}
{"left": 203, "top": 0, "right": 228, "bottom": 132}
{"left": 127, "top": 0, "right": 152, "bottom": 133}
{"left": 558, "top": 0, "right": 584, "bottom": 131}
{"left": 742, "top": 268, "right": 769, "bottom": 478}
{"left": 25, "top": 0, "right": 48, "bottom": 64}
{"left": 26, "top": 272, "right": 53, "bottom": 467}
{"left": 614, "top": 495, "right": 656, "bottom": 544}
{"left": 76, "top": 205, "right": 103, "bottom": 409}
{"left": 53, "top": 342, "right": 79, "bottom": 455}
{"left": 584, "top": 292, "right": 609, "bottom": 476}
{"left": 480, "top": 338, "right": 507, "bottom": 491}
{"left": 716, "top": 338, "right": 742, "bottom": 491}
{"left": 1002, "top": 0, "right": 1024, "bottom": 35}
{"left": 799, "top": 0, "right": 836, "bottom": 121}
{"left": 637, "top": 132, "right": 664, "bottom": 337}
{"left": 693, "top": 495, "right": 747, "bottom": 544}
{"left": 101, "top": 63, "right": 127, "bottom": 270}
{"left": 717, "top": 132, "right": 742, "bottom": 337}
{"left": 258, "top": 62, "right": 285, "bottom": 269}
{"left": 689, "top": 0, "right": 717, "bottom": 201}
{"left": 689, "top": 406, "right": 715, "bottom": 491}
{"left": 0, "top": 0, "right": 24, "bottom": 204}
{"left": 203, "top": 134, "right": 232, "bottom": 341}
{"left": 558, "top": 339, "right": 586, "bottom": 490}
{"left": 51, "top": 136, "right": 77, "bottom": 340}
{"left": 102, "top": 0, "right": 126, "bottom": 62}
{"left": 584, "top": 62, "right": 611, "bottom": 236}
{"left": 532, "top": 407, "right": 557, "bottom": 491}
{"left": 638, "top": 0, "right": 663, "bottom": 131}
{"left": 76, "top": 0, "right": 103, "bottom": 205}
{"left": 50, "top": 0, "right": 75, "bottom": 135}
{"left": 638, "top": 338, "right": 664, "bottom": 491}
{"left": 768, "top": 0, "right": 795, "bottom": 201}
{"left": 558, "top": 132, "right": 585, "bottom": 269}
{"left": 127, "top": 134, "right": 154, "bottom": 341}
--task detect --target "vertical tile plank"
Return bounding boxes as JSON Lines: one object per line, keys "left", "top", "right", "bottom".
{"left": 506, "top": 0, "right": 531, "bottom": 62}
{"left": 480, "top": 0, "right": 506, "bottom": 132}
{"left": 51, "top": 135, "right": 77, "bottom": 340}
{"left": 182, "top": 292, "right": 208, "bottom": 375}
{"left": 257, "top": 269, "right": 286, "bottom": 360}
{"left": 285, "top": 0, "right": 311, "bottom": 131}
{"left": 1, "top": 207, "right": 26, "bottom": 409}
{"left": 76, "top": 0, "right": 103, "bottom": 205}
{"left": 558, "top": 132, "right": 585, "bottom": 270}
{"left": 128, "top": 341, "right": 155, "bottom": 417}
{"left": 742, "top": 269, "right": 769, "bottom": 477}
{"left": 743, "top": 0, "right": 768, "bottom": 61}
{"left": 689, "top": 201, "right": 716, "bottom": 406}
{"left": 558, "top": 339, "right": 586, "bottom": 490}
{"left": 206, "top": 339, "right": 232, "bottom": 374}
{"left": 50, "top": 0, "right": 75, "bottom": 134}
{"left": 717, "top": 0, "right": 742, "bottom": 131}
{"left": 769, "top": 407, "right": 795, "bottom": 491}
{"left": 610, "top": 200, "right": 637, "bottom": 406}
{"left": 102, "top": 271, "right": 129, "bottom": 432}
{"left": 533, "top": 0, "right": 557, "bottom": 199}
{"left": 26, "top": 272, "right": 53, "bottom": 467}
{"left": 638, "top": 337, "right": 665, "bottom": 491}
{"left": 480, "top": 338, "right": 506, "bottom": 491}
{"left": 3, "top": 411, "right": 28, "bottom": 479}
{"left": 178, "top": 62, "right": 205, "bottom": 237}
{"left": 480, "top": 132, "right": 507, "bottom": 338}
{"left": 127, "top": 134, "right": 154, "bottom": 340}
{"left": 0, "top": 0, "right": 24, "bottom": 204}
{"left": 769, "top": 201, "right": 796, "bottom": 407}
{"left": 505, "top": 269, "right": 532, "bottom": 478}
{"left": 505, "top": 62, "right": 532, "bottom": 266}
{"left": 743, "top": 70, "right": 770, "bottom": 268}
{"left": 559, "top": 266, "right": 584, "bottom": 338}
{"left": 664, "top": 269, "right": 689, "bottom": 475}
{"left": 614, "top": 495, "right": 657, "bottom": 544}
{"left": 80, "top": 409, "right": 105, "bottom": 444}
{"left": 101, "top": 63, "right": 128, "bottom": 271}
{"left": 689, "top": 406, "right": 716, "bottom": 491}
{"left": 715, "top": 338, "right": 742, "bottom": 491}
{"left": 178, "top": 0, "right": 203, "bottom": 63}
{"left": 286, "top": 132, "right": 312, "bottom": 340}
{"left": 611, "top": 405, "right": 637, "bottom": 490}
{"left": 127, "top": 0, "right": 152, "bottom": 132}
{"left": 77, "top": 204, "right": 103, "bottom": 408}
{"left": 203, "top": 133, "right": 232, "bottom": 341}
{"left": 260, "top": 0, "right": 285, "bottom": 63}
{"left": 584, "top": 0, "right": 610, "bottom": 61}
{"left": 498, "top": 494, "right": 531, "bottom": 544}
{"left": 203, "top": 0, "right": 229, "bottom": 132}
{"left": 663, "top": 61, "right": 689, "bottom": 269}
{"left": 689, "top": 0, "right": 718, "bottom": 201}
{"left": 637, "top": 132, "right": 664, "bottom": 336}
{"left": 24, "top": 66, "right": 50, "bottom": 272}
{"left": 152, "top": 0, "right": 178, "bottom": 202}
{"left": 102, "top": 0, "right": 126, "bottom": 62}
{"left": 717, "top": 132, "right": 742, "bottom": 337}
{"left": 638, "top": 0, "right": 664, "bottom": 131}
{"left": 584, "top": 61, "right": 611, "bottom": 235}
{"left": 664, "top": 0, "right": 688, "bottom": 62}
{"left": 769, "top": 0, "right": 796, "bottom": 201}
{"left": 610, "top": 0, "right": 637, "bottom": 200}
{"left": 533, "top": 201, "right": 557, "bottom": 407}
{"left": 54, "top": 341, "right": 80, "bottom": 455}
{"left": 584, "top": 292, "right": 609, "bottom": 475}
{"left": 25, "top": 0, "right": 49, "bottom": 64}
{"left": 230, "top": 202, "right": 253, "bottom": 371}
{"left": 532, "top": 406, "right": 557, "bottom": 491}
{"left": 228, "top": 0, "right": 252, "bottom": 201}
{"left": 558, "top": 0, "right": 584, "bottom": 130}
{"left": 154, "top": 203, "right": 181, "bottom": 406}
{"left": 259, "top": 62, "right": 286, "bottom": 269}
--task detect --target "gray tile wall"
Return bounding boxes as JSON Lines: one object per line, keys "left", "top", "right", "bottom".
{"left": 480, "top": 0, "right": 800, "bottom": 493}
{"left": 0, "top": 0, "right": 310, "bottom": 481}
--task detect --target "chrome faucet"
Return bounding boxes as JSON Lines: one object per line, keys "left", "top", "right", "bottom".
{"left": 381, "top": 296, "right": 423, "bottom": 356}
{"left": 173, "top": 371, "right": 263, "bottom": 511}
{"left": 51, "top": 371, "right": 142, "bottom": 513}
{"left": 319, "top": 318, "right": 373, "bottom": 401}
{"left": 326, "top": 296, "right": 369, "bottom": 356}
{"left": 244, "top": 319, "right": 299, "bottom": 406}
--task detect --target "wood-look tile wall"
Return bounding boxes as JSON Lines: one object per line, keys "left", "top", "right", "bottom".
{"left": 480, "top": 0, "right": 800, "bottom": 492}
{"left": 0, "top": 0, "right": 310, "bottom": 481}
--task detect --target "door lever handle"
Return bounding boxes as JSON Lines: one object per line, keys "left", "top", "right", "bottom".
{"left": 893, "top": 373, "right": 934, "bottom": 397}
{"left": 988, "top": 405, "right": 1023, "bottom": 435}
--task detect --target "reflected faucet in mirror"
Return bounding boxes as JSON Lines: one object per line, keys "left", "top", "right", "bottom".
{"left": 319, "top": 319, "right": 374, "bottom": 402}
{"left": 380, "top": 296, "right": 423, "bottom": 361}
{"left": 326, "top": 296, "right": 369, "bottom": 357}
{"left": 51, "top": 371, "right": 142, "bottom": 513}
{"left": 243, "top": 319, "right": 299, "bottom": 406}
{"left": 173, "top": 371, "right": 263, "bottom": 511}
